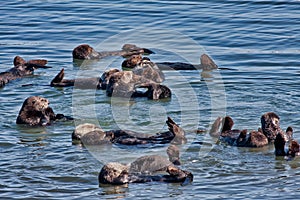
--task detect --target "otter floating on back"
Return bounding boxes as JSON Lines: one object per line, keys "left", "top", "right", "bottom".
{"left": 72, "top": 117, "right": 186, "bottom": 146}
{"left": 122, "top": 53, "right": 218, "bottom": 71}
{"left": 98, "top": 145, "right": 193, "bottom": 185}
{"left": 72, "top": 44, "right": 154, "bottom": 60}
{"left": 0, "top": 56, "right": 51, "bottom": 88}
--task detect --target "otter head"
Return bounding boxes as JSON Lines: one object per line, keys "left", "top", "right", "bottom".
{"left": 22, "top": 96, "right": 49, "bottom": 112}
{"left": 261, "top": 112, "right": 281, "bottom": 142}
{"left": 72, "top": 123, "right": 105, "bottom": 141}
{"left": 121, "top": 54, "right": 143, "bottom": 68}
{"left": 98, "top": 162, "right": 129, "bottom": 185}
{"left": 72, "top": 44, "right": 100, "bottom": 59}
{"left": 221, "top": 116, "right": 234, "bottom": 133}
{"left": 13, "top": 56, "right": 26, "bottom": 66}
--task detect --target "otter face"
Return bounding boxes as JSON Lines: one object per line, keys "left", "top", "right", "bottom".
{"left": 121, "top": 54, "right": 142, "bottom": 68}
{"left": 261, "top": 112, "right": 281, "bottom": 141}
{"left": 13, "top": 56, "right": 26, "bottom": 66}
{"left": 99, "top": 162, "right": 129, "bottom": 184}
{"left": 24, "top": 96, "right": 49, "bottom": 112}
{"left": 72, "top": 44, "right": 100, "bottom": 59}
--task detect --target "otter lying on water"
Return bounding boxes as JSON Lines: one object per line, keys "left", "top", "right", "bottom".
{"left": 16, "top": 96, "right": 72, "bottom": 126}
{"left": 98, "top": 145, "right": 193, "bottom": 185}
{"left": 209, "top": 112, "right": 291, "bottom": 147}
{"left": 72, "top": 44, "right": 154, "bottom": 60}
{"left": 72, "top": 117, "right": 186, "bottom": 146}
{"left": 122, "top": 53, "right": 218, "bottom": 71}
{"left": 0, "top": 56, "right": 51, "bottom": 88}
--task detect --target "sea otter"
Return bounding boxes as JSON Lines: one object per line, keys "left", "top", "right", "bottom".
{"left": 72, "top": 44, "right": 154, "bottom": 60}
{"left": 122, "top": 53, "right": 218, "bottom": 71}
{"left": 0, "top": 56, "right": 51, "bottom": 88}
{"left": 16, "top": 96, "right": 72, "bottom": 126}
{"left": 98, "top": 145, "right": 193, "bottom": 185}
{"left": 72, "top": 117, "right": 186, "bottom": 146}
{"left": 209, "top": 112, "right": 291, "bottom": 147}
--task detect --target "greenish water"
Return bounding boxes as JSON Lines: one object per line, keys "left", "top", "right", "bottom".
{"left": 1, "top": 1, "right": 300, "bottom": 199}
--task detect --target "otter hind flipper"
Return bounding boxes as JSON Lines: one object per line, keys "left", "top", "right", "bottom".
{"left": 51, "top": 68, "right": 65, "bottom": 85}
{"left": 167, "top": 145, "right": 181, "bottom": 165}
{"left": 166, "top": 117, "right": 186, "bottom": 144}
{"left": 200, "top": 54, "right": 218, "bottom": 70}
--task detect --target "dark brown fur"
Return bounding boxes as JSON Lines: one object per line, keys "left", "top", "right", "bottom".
{"left": 72, "top": 44, "right": 154, "bottom": 60}
{"left": 98, "top": 146, "right": 192, "bottom": 185}
{"left": 211, "top": 112, "right": 285, "bottom": 148}
{"left": 16, "top": 96, "right": 71, "bottom": 126}
{"left": 0, "top": 56, "right": 50, "bottom": 88}
{"left": 73, "top": 117, "right": 186, "bottom": 146}
{"left": 155, "top": 54, "right": 218, "bottom": 70}
{"left": 16, "top": 96, "right": 55, "bottom": 126}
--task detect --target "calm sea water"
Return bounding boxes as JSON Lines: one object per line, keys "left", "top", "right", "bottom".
{"left": 1, "top": 0, "right": 300, "bottom": 199}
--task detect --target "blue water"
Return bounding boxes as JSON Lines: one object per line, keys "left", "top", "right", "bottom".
{"left": 1, "top": 0, "right": 300, "bottom": 199}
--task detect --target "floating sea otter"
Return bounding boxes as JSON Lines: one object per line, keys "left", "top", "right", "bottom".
{"left": 72, "top": 117, "right": 186, "bottom": 146}
{"left": 98, "top": 145, "right": 193, "bottom": 185}
{"left": 0, "top": 56, "right": 51, "bottom": 88}
{"left": 209, "top": 112, "right": 292, "bottom": 147}
{"left": 122, "top": 53, "right": 218, "bottom": 71}
{"left": 16, "top": 96, "right": 72, "bottom": 126}
{"left": 72, "top": 44, "right": 154, "bottom": 60}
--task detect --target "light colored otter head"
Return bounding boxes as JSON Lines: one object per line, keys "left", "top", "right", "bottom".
{"left": 72, "top": 123, "right": 104, "bottom": 141}
{"left": 99, "top": 162, "right": 129, "bottom": 185}
{"left": 261, "top": 112, "right": 281, "bottom": 142}
{"left": 22, "top": 96, "right": 49, "bottom": 112}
